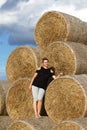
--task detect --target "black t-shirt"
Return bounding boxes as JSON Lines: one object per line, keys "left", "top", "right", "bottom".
{"left": 32, "top": 67, "right": 54, "bottom": 90}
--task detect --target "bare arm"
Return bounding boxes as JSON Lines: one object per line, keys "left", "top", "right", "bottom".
{"left": 52, "top": 72, "right": 63, "bottom": 79}
{"left": 29, "top": 72, "right": 38, "bottom": 90}
{"left": 52, "top": 74, "right": 60, "bottom": 79}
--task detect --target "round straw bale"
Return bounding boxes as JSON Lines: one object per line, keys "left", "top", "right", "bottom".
{"left": 0, "top": 81, "right": 11, "bottom": 115}
{"left": 45, "top": 75, "right": 87, "bottom": 123}
{"left": 53, "top": 117, "right": 87, "bottom": 130}
{"left": 7, "top": 116, "right": 56, "bottom": 130}
{"left": 6, "top": 46, "right": 42, "bottom": 83}
{"left": 0, "top": 116, "right": 12, "bottom": 130}
{"left": 43, "top": 41, "right": 87, "bottom": 75}
{"left": 34, "top": 11, "right": 87, "bottom": 49}
{"left": 6, "top": 78, "right": 34, "bottom": 120}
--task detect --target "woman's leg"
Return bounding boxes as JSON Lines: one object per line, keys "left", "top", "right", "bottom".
{"left": 37, "top": 100, "right": 43, "bottom": 116}
{"left": 33, "top": 101, "right": 38, "bottom": 117}
{"left": 32, "top": 85, "right": 39, "bottom": 117}
{"left": 37, "top": 88, "right": 45, "bottom": 116}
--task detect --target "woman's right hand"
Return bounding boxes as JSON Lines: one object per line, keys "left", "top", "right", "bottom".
{"left": 59, "top": 72, "right": 63, "bottom": 76}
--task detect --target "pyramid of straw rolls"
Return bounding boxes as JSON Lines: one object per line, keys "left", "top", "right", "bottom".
{"left": 45, "top": 75, "right": 87, "bottom": 123}
{"left": 53, "top": 117, "right": 87, "bottom": 130}
{"left": 34, "top": 11, "right": 87, "bottom": 49}
{"left": 6, "top": 78, "right": 34, "bottom": 120}
{"left": 7, "top": 116, "right": 56, "bottom": 130}
{"left": 0, "top": 81, "right": 11, "bottom": 115}
{"left": 6, "top": 46, "right": 42, "bottom": 83}
{"left": 3, "top": 10, "right": 87, "bottom": 129}
{"left": 43, "top": 41, "right": 87, "bottom": 75}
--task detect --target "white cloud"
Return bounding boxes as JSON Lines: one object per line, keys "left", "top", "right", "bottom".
{"left": 0, "top": 0, "right": 87, "bottom": 46}
{"left": 0, "top": 0, "right": 58, "bottom": 27}
{"left": 75, "top": 8, "right": 87, "bottom": 22}
{"left": 44, "top": 1, "right": 87, "bottom": 22}
{"left": 0, "top": 0, "right": 87, "bottom": 27}
{"left": 0, "top": 0, "right": 7, "bottom": 8}
{"left": 0, "top": 11, "right": 18, "bottom": 25}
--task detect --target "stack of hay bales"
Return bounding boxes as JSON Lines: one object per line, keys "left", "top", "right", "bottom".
{"left": 4, "top": 44, "right": 49, "bottom": 129}
{"left": 3, "top": 10, "right": 87, "bottom": 129}
{"left": 5, "top": 46, "right": 43, "bottom": 121}
{"left": 34, "top": 10, "right": 87, "bottom": 128}
{"left": 1, "top": 47, "right": 44, "bottom": 128}
{"left": 1, "top": 46, "right": 43, "bottom": 129}
{"left": 34, "top": 11, "right": 87, "bottom": 75}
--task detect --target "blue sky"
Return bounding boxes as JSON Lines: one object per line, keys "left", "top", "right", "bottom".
{"left": 0, "top": 0, "right": 87, "bottom": 80}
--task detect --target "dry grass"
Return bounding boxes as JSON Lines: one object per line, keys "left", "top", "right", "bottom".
{"left": 0, "top": 86, "right": 5, "bottom": 115}
{"left": 43, "top": 41, "right": 87, "bottom": 75}
{"left": 53, "top": 117, "right": 87, "bottom": 130}
{"left": 0, "top": 81, "right": 11, "bottom": 115}
{"left": 6, "top": 78, "right": 34, "bottom": 120}
{"left": 45, "top": 75, "right": 87, "bottom": 123}
{"left": 53, "top": 121, "right": 82, "bottom": 130}
{"left": 7, "top": 116, "right": 56, "bottom": 130}
{"left": 6, "top": 46, "right": 42, "bottom": 83}
{"left": 0, "top": 116, "right": 12, "bottom": 130}
{"left": 34, "top": 11, "right": 87, "bottom": 49}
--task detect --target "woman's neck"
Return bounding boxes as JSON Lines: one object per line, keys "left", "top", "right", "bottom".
{"left": 42, "top": 66, "right": 48, "bottom": 69}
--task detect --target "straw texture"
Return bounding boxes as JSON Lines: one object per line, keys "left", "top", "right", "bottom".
{"left": 6, "top": 46, "right": 42, "bottom": 83}
{"left": 0, "top": 116, "right": 12, "bottom": 130}
{"left": 53, "top": 117, "right": 87, "bottom": 130}
{"left": 7, "top": 116, "right": 56, "bottom": 130}
{"left": 0, "top": 81, "right": 11, "bottom": 115}
{"left": 43, "top": 41, "right": 87, "bottom": 75}
{"left": 45, "top": 75, "right": 87, "bottom": 123}
{"left": 6, "top": 78, "right": 34, "bottom": 120}
{"left": 0, "top": 85, "right": 5, "bottom": 115}
{"left": 35, "top": 11, "right": 87, "bottom": 49}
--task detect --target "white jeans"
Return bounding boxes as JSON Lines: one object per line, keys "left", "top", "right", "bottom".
{"left": 32, "top": 85, "right": 45, "bottom": 101}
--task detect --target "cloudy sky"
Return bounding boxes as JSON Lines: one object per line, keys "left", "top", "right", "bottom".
{"left": 0, "top": 0, "right": 87, "bottom": 80}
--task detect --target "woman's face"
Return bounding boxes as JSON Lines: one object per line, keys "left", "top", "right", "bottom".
{"left": 43, "top": 60, "right": 49, "bottom": 68}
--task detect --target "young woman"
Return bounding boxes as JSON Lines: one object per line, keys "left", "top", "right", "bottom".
{"left": 29, "top": 57, "right": 63, "bottom": 118}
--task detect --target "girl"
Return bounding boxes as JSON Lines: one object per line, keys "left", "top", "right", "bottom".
{"left": 29, "top": 57, "right": 63, "bottom": 118}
